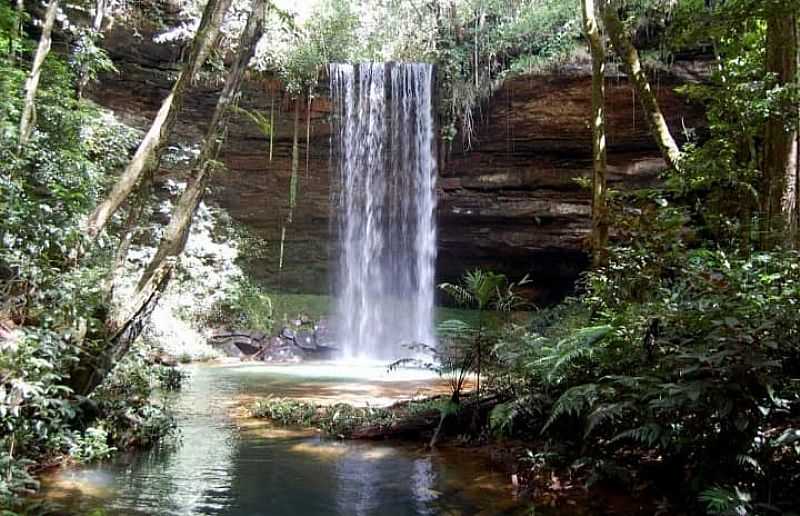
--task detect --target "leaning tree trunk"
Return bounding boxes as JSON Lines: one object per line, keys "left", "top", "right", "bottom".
{"left": 135, "top": 0, "right": 266, "bottom": 296}
{"left": 760, "top": 6, "right": 798, "bottom": 249}
{"left": 602, "top": 3, "right": 682, "bottom": 172}
{"left": 69, "top": 0, "right": 263, "bottom": 397}
{"left": 83, "top": 0, "right": 232, "bottom": 240}
{"left": 76, "top": 0, "right": 107, "bottom": 100}
{"left": 582, "top": 0, "right": 608, "bottom": 268}
{"left": 17, "top": 0, "right": 58, "bottom": 150}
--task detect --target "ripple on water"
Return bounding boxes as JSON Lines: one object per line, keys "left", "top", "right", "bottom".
{"left": 39, "top": 363, "right": 540, "bottom": 515}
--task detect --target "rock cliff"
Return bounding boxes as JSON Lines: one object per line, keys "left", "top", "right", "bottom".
{"left": 91, "top": 25, "right": 705, "bottom": 302}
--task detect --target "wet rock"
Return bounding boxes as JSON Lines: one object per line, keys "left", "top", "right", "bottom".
{"left": 234, "top": 340, "right": 262, "bottom": 356}
{"left": 260, "top": 345, "right": 303, "bottom": 363}
{"left": 280, "top": 327, "right": 296, "bottom": 341}
{"left": 310, "top": 345, "right": 338, "bottom": 360}
{"left": 209, "top": 330, "right": 265, "bottom": 357}
{"left": 313, "top": 319, "right": 335, "bottom": 347}
{"left": 213, "top": 340, "right": 244, "bottom": 358}
{"left": 294, "top": 331, "right": 316, "bottom": 351}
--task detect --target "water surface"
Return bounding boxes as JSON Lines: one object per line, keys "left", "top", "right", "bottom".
{"left": 41, "top": 363, "right": 542, "bottom": 515}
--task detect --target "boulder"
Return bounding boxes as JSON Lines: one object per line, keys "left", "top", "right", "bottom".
{"left": 233, "top": 340, "right": 262, "bottom": 356}
{"left": 294, "top": 331, "right": 317, "bottom": 351}
{"left": 280, "top": 327, "right": 296, "bottom": 340}
{"left": 313, "top": 318, "right": 335, "bottom": 347}
{"left": 213, "top": 340, "right": 244, "bottom": 358}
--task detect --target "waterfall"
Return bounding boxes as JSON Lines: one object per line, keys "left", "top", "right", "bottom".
{"left": 330, "top": 63, "right": 437, "bottom": 361}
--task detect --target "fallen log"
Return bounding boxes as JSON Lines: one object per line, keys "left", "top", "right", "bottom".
{"left": 349, "top": 393, "right": 504, "bottom": 441}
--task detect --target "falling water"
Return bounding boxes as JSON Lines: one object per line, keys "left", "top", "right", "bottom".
{"left": 330, "top": 63, "right": 437, "bottom": 361}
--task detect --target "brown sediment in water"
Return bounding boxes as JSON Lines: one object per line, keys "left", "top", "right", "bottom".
{"left": 35, "top": 475, "right": 114, "bottom": 503}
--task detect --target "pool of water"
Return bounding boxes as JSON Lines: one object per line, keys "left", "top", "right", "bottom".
{"left": 39, "top": 363, "right": 562, "bottom": 515}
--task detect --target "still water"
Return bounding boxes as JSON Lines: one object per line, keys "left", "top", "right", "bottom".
{"left": 41, "top": 363, "right": 542, "bottom": 515}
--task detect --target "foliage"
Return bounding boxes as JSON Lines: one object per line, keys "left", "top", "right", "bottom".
{"left": 699, "top": 485, "right": 753, "bottom": 516}
{"left": 70, "top": 29, "right": 118, "bottom": 90}
{"left": 391, "top": 269, "right": 529, "bottom": 408}
{"left": 90, "top": 344, "right": 180, "bottom": 449}
{"left": 207, "top": 276, "right": 274, "bottom": 333}
{"left": 0, "top": 17, "right": 177, "bottom": 507}
{"left": 251, "top": 397, "right": 395, "bottom": 437}
{"left": 68, "top": 425, "right": 116, "bottom": 463}
{"left": 491, "top": 199, "right": 800, "bottom": 509}
{"left": 664, "top": 0, "right": 799, "bottom": 245}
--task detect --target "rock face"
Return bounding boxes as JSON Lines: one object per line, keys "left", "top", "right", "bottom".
{"left": 92, "top": 25, "right": 705, "bottom": 303}
{"left": 438, "top": 67, "right": 705, "bottom": 301}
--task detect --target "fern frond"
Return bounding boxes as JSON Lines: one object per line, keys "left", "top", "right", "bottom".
{"left": 236, "top": 107, "right": 272, "bottom": 137}
{"left": 735, "top": 454, "right": 762, "bottom": 475}
{"left": 531, "top": 325, "right": 611, "bottom": 383}
{"left": 584, "top": 401, "right": 630, "bottom": 438}
{"left": 542, "top": 383, "right": 600, "bottom": 432}
{"left": 611, "top": 423, "right": 665, "bottom": 447}
{"left": 438, "top": 282, "right": 475, "bottom": 307}
{"left": 699, "top": 485, "right": 752, "bottom": 515}
{"left": 437, "top": 319, "right": 476, "bottom": 338}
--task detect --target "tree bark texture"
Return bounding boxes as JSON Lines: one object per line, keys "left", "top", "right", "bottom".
{"left": 602, "top": 2, "right": 682, "bottom": 172}
{"left": 760, "top": 6, "right": 798, "bottom": 248}
{"left": 582, "top": 0, "right": 609, "bottom": 268}
{"left": 76, "top": 0, "right": 107, "bottom": 100}
{"left": 70, "top": 0, "right": 264, "bottom": 396}
{"left": 17, "top": 0, "right": 58, "bottom": 150}
{"left": 84, "top": 0, "right": 233, "bottom": 239}
{"left": 136, "top": 0, "right": 266, "bottom": 293}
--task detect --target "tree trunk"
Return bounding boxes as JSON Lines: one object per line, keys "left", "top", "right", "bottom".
{"left": 583, "top": 0, "right": 608, "bottom": 268}
{"left": 70, "top": 0, "right": 264, "bottom": 397}
{"left": 69, "top": 261, "right": 174, "bottom": 396}
{"left": 278, "top": 98, "right": 301, "bottom": 277}
{"left": 10, "top": 0, "right": 25, "bottom": 61}
{"left": 289, "top": 98, "right": 301, "bottom": 223}
{"left": 17, "top": 0, "right": 58, "bottom": 150}
{"left": 601, "top": 3, "right": 682, "bottom": 172}
{"left": 269, "top": 90, "right": 275, "bottom": 161}
{"left": 76, "top": 0, "right": 107, "bottom": 100}
{"left": 106, "top": 175, "right": 151, "bottom": 303}
{"left": 305, "top": 90, "right": 312, "bottom": 177}
{"left": 136, "top": 0, "right": 266, "bottom": 294}
{"left": 84, "top": 0, "right": 232, "bottom": 240}
{"left": 760, "top": 6, "right": 798, "bottom": 249}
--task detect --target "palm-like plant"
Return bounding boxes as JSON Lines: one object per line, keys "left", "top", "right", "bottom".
{"left": 439, "top": 269, "right": 530, "bottom": 396}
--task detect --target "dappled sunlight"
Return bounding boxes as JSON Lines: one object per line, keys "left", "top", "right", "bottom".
{"left": 288, "top": 441, "right": 350, "bottom": 460}
{"left": 38, "top": 472, "right": 115, "bottom": 502}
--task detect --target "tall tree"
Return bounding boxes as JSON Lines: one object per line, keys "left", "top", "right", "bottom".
{"left": 17, "top": 0, "right": 59, "bottom": 150}
{"left": 582, "top": 0, "right": 608, "bottom": 267}
{"left": 760, "top": 2, "right": 798, "bottom": 248}
{"left": 76, "top": 0, "right": 107, "bottom": 100}
{"left": 71, "top": 0, "right": 267, "bottom": 396}
{"left": 83, "top": 0, "right": 233, "bottom": 240}
{"left": 278, "top": 96, "right": 301, "bottom": 281}
{"left": 10, "top": 0, "right": 25, "bottom": 61}
{"left": 601, "top": 2, "right": 682, "bottom": 172}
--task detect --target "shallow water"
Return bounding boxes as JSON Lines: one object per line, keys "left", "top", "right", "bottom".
{"left": 40, "top": 363, "right": 559, "bottom": 515}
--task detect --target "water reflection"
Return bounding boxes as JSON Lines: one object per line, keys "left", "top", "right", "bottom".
{"left": 41, "top": 364, "right": 532, "bottom": 515}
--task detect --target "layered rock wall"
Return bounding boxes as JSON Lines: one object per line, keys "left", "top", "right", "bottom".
{"left": 92, "top": 26, "right": 704, "bottom": 302}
